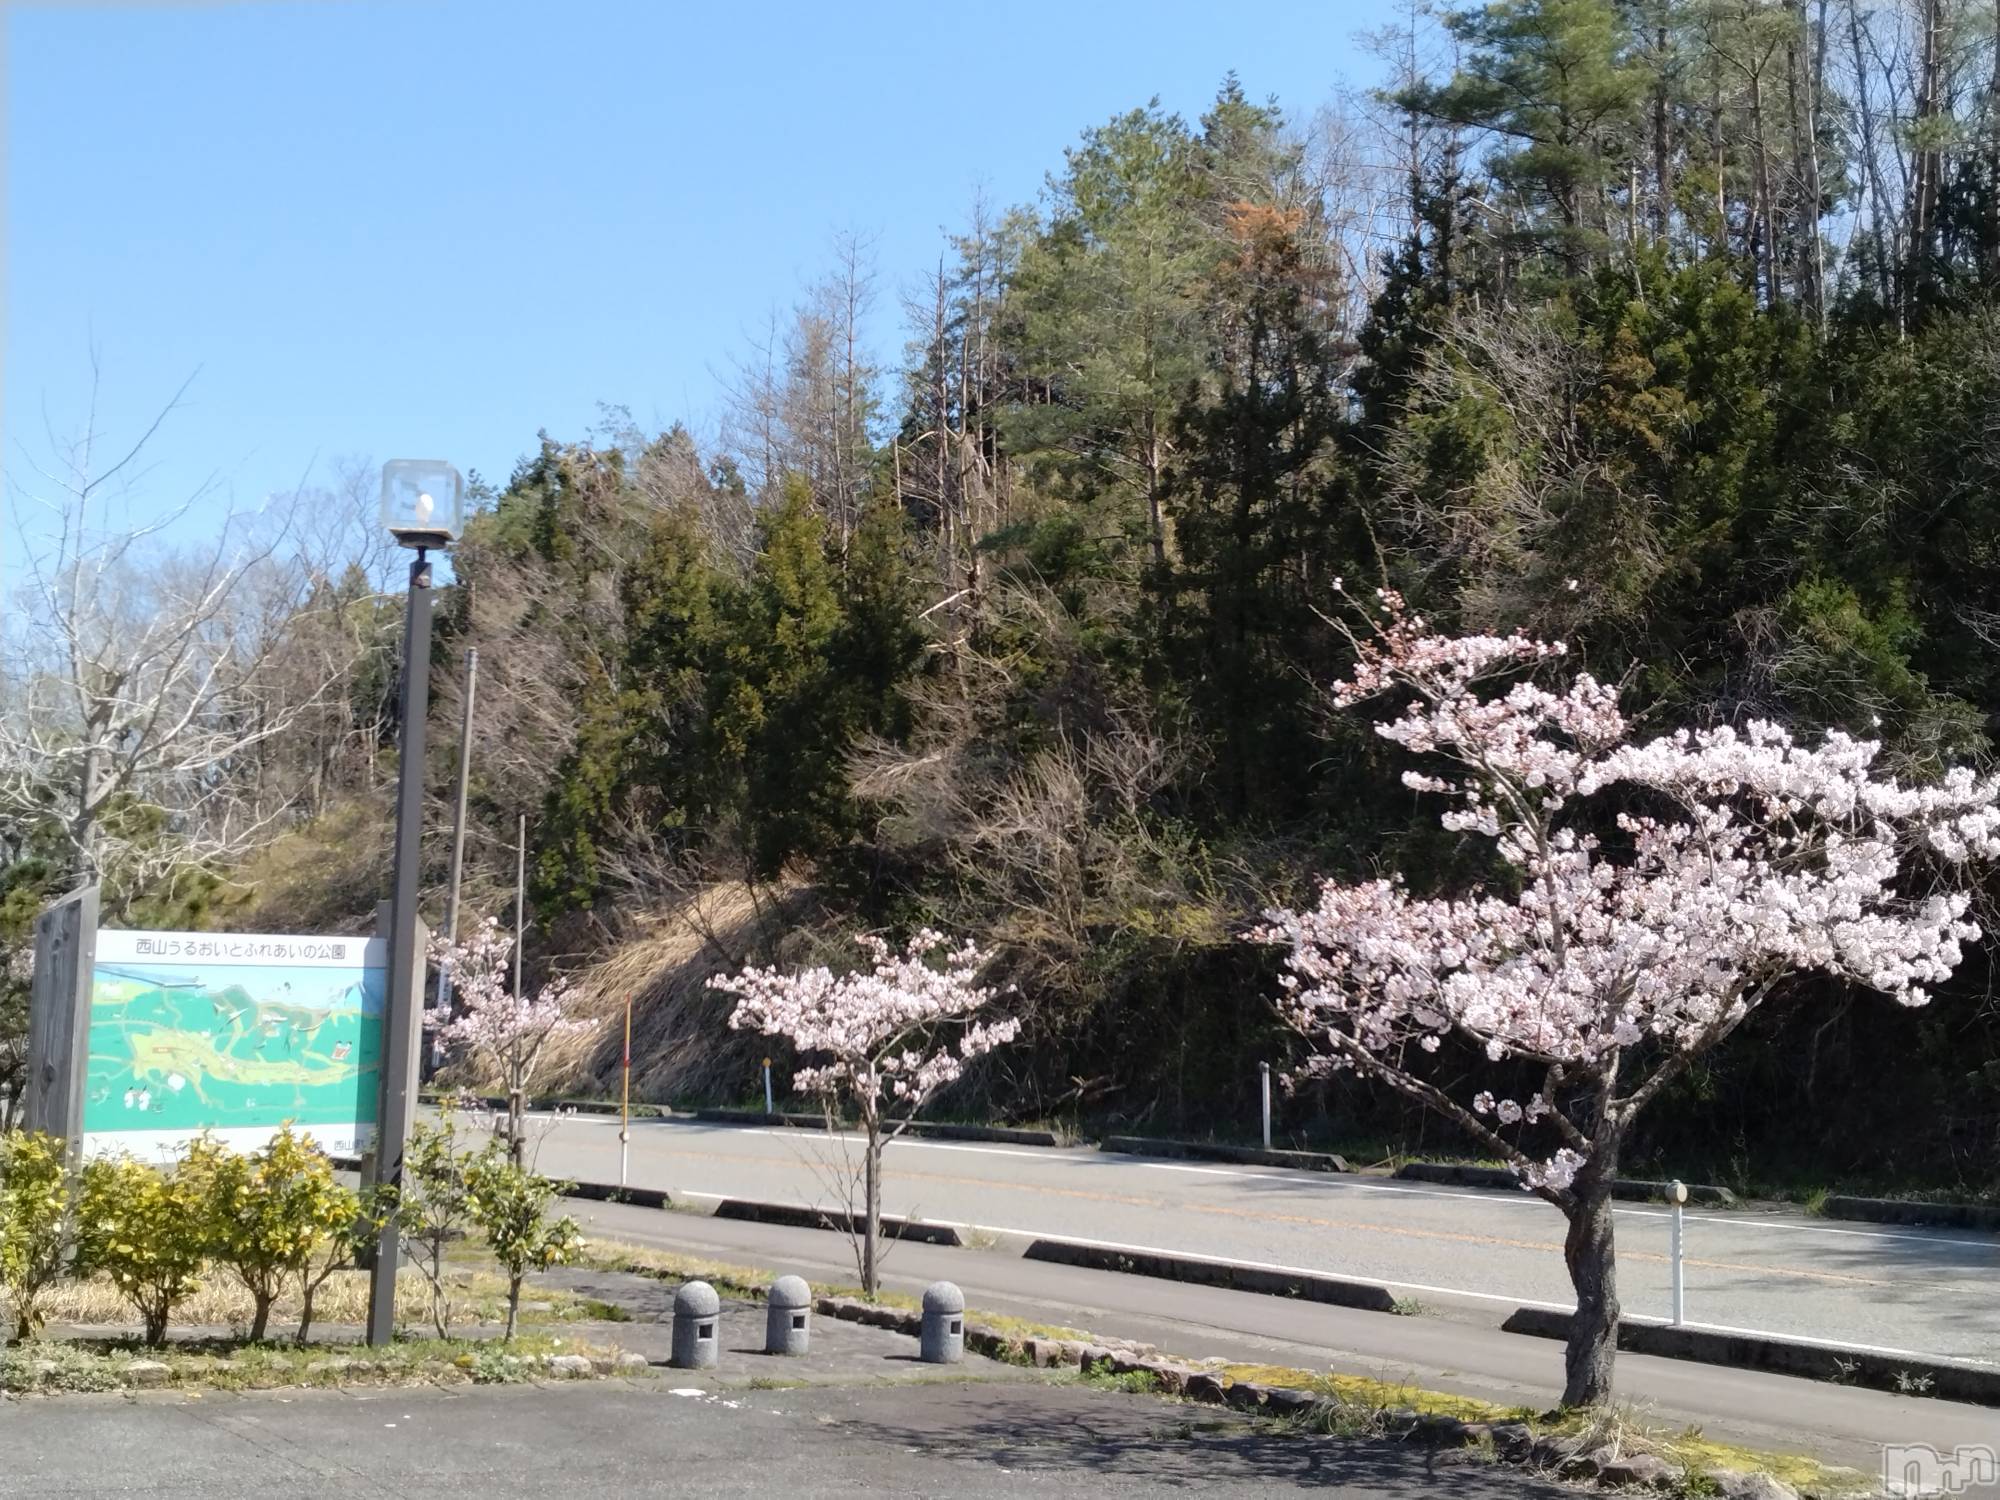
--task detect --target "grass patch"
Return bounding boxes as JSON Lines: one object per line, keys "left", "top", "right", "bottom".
{"left": 1080, "top": 1366, "right": 1162, "bottom": 1395}
{"left": 826, "top": 1285, "right": 1094, "bottom": 1347}
{"left": 1216, "top": 1364, "right": 1518, "bottom": 1423}
{"left": 26, "top": 1267, "right": 431, "bottom": 1332}
{"left": 15, "top": 1261, "right": 618, "bottom": 1343}
{"left": 1541, "top": 1406, "right": 1871, "bottom": 1495}
{"left": 0, "top": 1331, "right": 652, "bottom": 1396}
{"left": 577, "top": 1238, "right": 773, "bottom": 1302}
{"left": 1200, "top": 1363, "right": 1864, "bottom": 1495}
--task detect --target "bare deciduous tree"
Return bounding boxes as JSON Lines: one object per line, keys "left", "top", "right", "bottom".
{"left": 0, "top": 371, "right": 379, "bottom": 908}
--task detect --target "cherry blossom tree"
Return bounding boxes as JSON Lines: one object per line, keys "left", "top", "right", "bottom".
{"left": 1256, "top": 589, "right": 2000, "bottom": 1409}
{"left": 712, "top": 930, "right": 1019, "bottom": 1295}
{"left": 427, "top": 919, "right": 593, "bottom": 1165}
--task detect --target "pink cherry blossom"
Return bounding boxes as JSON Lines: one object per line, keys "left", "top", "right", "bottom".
{"left": 710, "top": 929, "right": 1019, "bottom": 1296}
{"left": 712, "top": 929, "right": 1018, "bottom": 1126}
{"left": 1260, "top": 598, "right": 1999, "bottom": 1199}
{"left": 1254, "top": 591, "right": 1999, "bottom": 1406}
{"left": 427, "top": 918, "right": 593, "bottom": 1157}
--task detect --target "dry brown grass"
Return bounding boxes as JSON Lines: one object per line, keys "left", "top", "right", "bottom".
{"left": 577, "top": 1238, "right": 772, "bottom": 1299}
{"left": 28, "top": 1268, "right": 428, "bottom": 1329}
{"left": 525, "top": 879, "right": 818, "bottom": 1102}
{"left": 19, "top": 1264, "right": 594, "bottom": 1334}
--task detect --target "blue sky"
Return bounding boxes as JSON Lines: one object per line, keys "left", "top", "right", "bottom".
{"left": 6, "top": 1, "right": 1383, "bottom": 544}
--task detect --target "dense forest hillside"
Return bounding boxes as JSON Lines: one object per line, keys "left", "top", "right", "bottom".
{"left": 6, "top": 1, "right": 1999, "bottom": 1196}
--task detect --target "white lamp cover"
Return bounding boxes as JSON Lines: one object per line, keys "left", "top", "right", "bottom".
{"left": 381, "top": 460, "right": 464, "bottom": 547}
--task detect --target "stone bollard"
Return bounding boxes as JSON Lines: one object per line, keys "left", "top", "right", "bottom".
{"left": 765, "top": 1275, "right": 812, "bottom": 1356}
{"left": 671, "top": 1280, "right": 721, "bottom": 1370}
{"left": 919, "top": 1281, "right": 965, "bottom": 1364}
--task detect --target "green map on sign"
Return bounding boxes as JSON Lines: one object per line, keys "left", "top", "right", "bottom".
{"left": 82, "top": 961, "right": 383, "bottom": 1136}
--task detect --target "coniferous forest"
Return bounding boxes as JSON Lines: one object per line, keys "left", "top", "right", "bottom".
{"left": 7, "top": 1, "right": 2000, "bottom": 1198}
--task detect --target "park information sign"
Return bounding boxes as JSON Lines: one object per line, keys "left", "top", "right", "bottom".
{"left": 80, "top": 929, "right": 386, "bottom": 1163}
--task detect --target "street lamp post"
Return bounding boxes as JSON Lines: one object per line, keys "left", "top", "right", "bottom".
{"left": 366, "top": 460, "right": 464, "bottom": 1348}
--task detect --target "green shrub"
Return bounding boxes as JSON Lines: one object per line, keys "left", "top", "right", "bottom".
{"left": 194, "top": 1127, "right": 360, "bottom": 1343}
{"left": 0, "top": 1130, "right": 76, "bottom": 1339}
{"left": 398, "top": 1110, "right": 478, "bottom": 1338}
{"left": 76, "top": 1152, "right": 211, "bottom": 1346}
{"left": 463, "top": 1148, "right": 582, "bottom": 1341}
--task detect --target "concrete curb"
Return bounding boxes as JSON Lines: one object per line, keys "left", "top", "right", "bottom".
{"left": 1500, "top": 1306, "right": 2000, "bottom": 1407}
{"left": 563, "top": 1180, "right": 672, "bottom": 1210}
{"left": 692, "top": 1108, "right": 1060, "bottom": 1147}
{"left": 423, "top": 1090, "right": 1059, "bottom": 1147}
{"left": 811, "top": 1294, "right": 1165, "bottom": 1371}
{"left": 1099, "top": 1136, "right": 1351, "bottom": 1173}
{"left": 690, "top": 1107, "right": 826, "bottom": 1130}
{"left": 1395, "top": 1162, "right": 1737, "bottom": 1205}
{"left": 1821, "top": 1195, "right": 2000, "bottom": 1232}
{"left": 896, "top": 1120, "right": 1063, "bottom": 1148}
{"left": 710, "top": 1197, "right": 964, "bottom": 1246}
{"left": 422, "top": 1091, "right": 662, "bottom": 1120}
{"left": 1022, "top": 1237, "right": 1399, "bottom": 1313}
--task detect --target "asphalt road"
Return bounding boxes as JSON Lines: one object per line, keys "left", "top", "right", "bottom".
{"left": 571, "top": 1195, "right": 2000, "bottom": 1489}
{"left": 1, "top": 1380, "right": 1574, "bottom": 1499}
{"left": 517, "top": 1111, "right": 2000, "bottom": 1368}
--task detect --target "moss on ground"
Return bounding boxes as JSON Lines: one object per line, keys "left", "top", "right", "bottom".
{"left": 1200, "top": 1363, "right": 1866, "bottom": 1495}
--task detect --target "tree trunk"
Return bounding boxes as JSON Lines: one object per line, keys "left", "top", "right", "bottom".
{"left": 1749, "top": 63, "right": 1778, "bottom": 308}
{"left": 298, "top": 1282, "right": 318, "bottom": 1344}
{"left": 144, "top": 1301, "right": 168, "bottom": 1348}
{"left": 1145, "top": 429, "right": 1167, "bottom": 573}
{"left": 1989, "top": 0, "right": 2000, "bottom": 280}
{"left": 506, "top": 1275, "right": 522, "bottom": 1342}
{"left": 250, "top": 1291, "right": 272, "bottom": 1344}
{"left": 862, "top": 1120, "right": 882, "bottom": 1298}
{"left": 1785, "top": 0, "right": 1826, "bottom": 323}
{"left": 1846, "top": 0, "right": 1895, "bottom": 310}
{"left": 1651, "top": 7, "right": 1672, "bottom": 244}
{"left": 509, "top": 1083, "right": 525, "bottom": 1168}
{"left": 1561, "top": 1165, "right": 1621, "bottom": 1408}
{"left": 74, "top": 737, "right": 104, "bottom": 881}
{"left": 1905, "top": 0, "right": 1945, "bottom": 327}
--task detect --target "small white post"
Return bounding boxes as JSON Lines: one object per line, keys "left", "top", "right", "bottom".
{"left": 764, "top": 1057, "right": 775, "bottom": 1116}
{"left": 1669, "top": 1179, "right": 1687, "bottom": 1326}
{"left": 1259, "top": 1061, "right": 1272, "bottom": 1150}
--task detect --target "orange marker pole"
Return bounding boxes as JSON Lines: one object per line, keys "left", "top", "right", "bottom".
{"left": 620, "top": 995, "right": 632, "bottom": 1188}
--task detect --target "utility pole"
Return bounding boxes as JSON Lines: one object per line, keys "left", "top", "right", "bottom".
{"left": 430, "top": 647, "right": 478, "bottom": 1073}
{"left": 508, "top": 811, "right": 527, "bottom": 1165}
{"left": 513, "top": 812, "right": 526, "bottom": 1001}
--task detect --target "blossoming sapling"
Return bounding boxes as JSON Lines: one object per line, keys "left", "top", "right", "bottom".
{"left": 711, "top": 931, "right": 1018, "bottom": 1296}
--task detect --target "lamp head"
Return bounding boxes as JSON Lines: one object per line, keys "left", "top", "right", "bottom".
{"left": 381, "top": 460, "right": 464, "bottom": 549}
